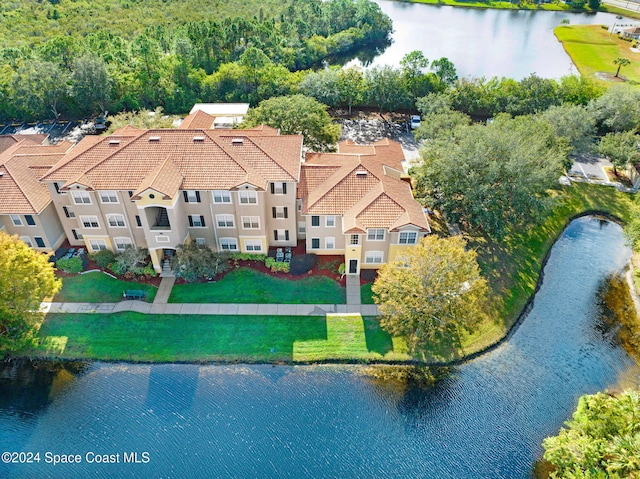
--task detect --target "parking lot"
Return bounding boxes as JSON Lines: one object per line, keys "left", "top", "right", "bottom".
{"left": 568, "top": 154, "right": 613, "bottom": 182}
{"left": 0, "top": 120, "right": 85, "bottom": 143}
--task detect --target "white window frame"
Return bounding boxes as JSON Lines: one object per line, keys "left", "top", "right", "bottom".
{"left": 189, "top": 215, "right": 206, "bottom": 228}
{"left": 365, "top": 251, "right": 384, "bottom": 264}
{"left": 71, "top": 190, "right": 91, "bottom": 205}
{"left": 220, "top": 237, "right": 238, "bottom": 251}
{"left": 367, "top": 229, "right": 385, "bottom": 241}
{"left": 275, "top": 229, "right": 288, "bottom": 241}
{"left": 273, "top": 182, "right": 286, "bottom": 195}
{"left": 325, "top": 216, "right": 336, "bottom": 228}
{"left": 114, "top": 237, "right": 133, "bottom": 251}
{"left": 325, "top": 237, "right": 335, "bottom": 249}
{"left": 185, "top": 190, "right": 200, "bottom": 203}
{"left": 20, "top": 236, "right": 32, "bottom": 247}
{"left": 245, "top": 240, "right": 262, "bottom": 252}
{"left": 274, "top": 207, "right": 287, "bottom": 219}
{"left": 242, "top": 216, "right": 260, "bottom": 229}
{"left": 107, "top": 214, "right": 126, "bottom": 228}
{"left": 398, "top": 231, "right": 418, "bottom": 245}
{"left": 80, "top": 215, "right": 100, "bottom": 229}
{"left": 11, "top": 214, "right": 23, "bottom": 226}
{"left": 216, "top": 214, "right": 235, "bottom": 228}
{"left": 99, "top": 190, "right": 119, "bottom": 204}
{"left": 195, "top": 238, "right": 206, "bottom": 246}
{"left": 213, "top": 190, "right": 231, "bottom": 204}
{"left": 88, "top": 239, "right": 108, "bottom": 251}
{"left": 238, "top": 190, "right": 257, "bottom": 204}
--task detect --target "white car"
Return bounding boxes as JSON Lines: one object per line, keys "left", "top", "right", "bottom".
{"left": 410, "top": 115, "right": 421, "bottom": 130}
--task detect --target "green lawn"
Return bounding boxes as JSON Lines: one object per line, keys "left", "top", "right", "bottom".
{"left": 53, "top": 271, "right": 158, "bottom": 303}
{"left": 24, "top": 312, "right": 408, "bottom": 363}
{"left": 409, "top": 0, "right": 575, "bottom": 11}
{"left": 169, "top": 268, "right": 346, "bottom": 304}
{"left": 361, "top": 283, "right": 376, "bottom": 304}
{"left": 554, "top": 25, "right": 640, "bottom": 84}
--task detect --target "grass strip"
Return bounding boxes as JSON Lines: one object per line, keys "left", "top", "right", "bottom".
{"left": 168, "top": 268, "right": 346, "bottom": 304}
{"left": 23, "top": 312, "right": 408, "bottom": 363}
{"left": 407, "top": 0, "right": 576, "bottom": 11}
{"left": 54, "top": 271, "right": 158, "bottom": 303}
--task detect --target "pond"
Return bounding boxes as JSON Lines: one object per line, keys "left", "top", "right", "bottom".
{"left": 1, "top": 216, "right": 639, "bottom": 478}
{"left": 364, "top": 0, "right": 623, "bottom": 79}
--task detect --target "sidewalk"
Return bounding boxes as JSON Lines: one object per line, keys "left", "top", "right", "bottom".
{"left": 40, "top": 301, "right": 380, "bottom": 316}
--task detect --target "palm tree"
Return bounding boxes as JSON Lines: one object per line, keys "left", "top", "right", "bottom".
{"left": 613, "top": 57, "right": 631, "bottom": 78}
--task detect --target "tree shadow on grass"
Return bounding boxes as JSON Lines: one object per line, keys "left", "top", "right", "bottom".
{"left": 363, "top": 316, "right": 394, "bottom": 356}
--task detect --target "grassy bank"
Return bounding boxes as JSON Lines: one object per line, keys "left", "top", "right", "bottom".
{"left": 554, "top": 25, "right": 640, "bottom": 84}
{"left": 53, "top": 271, "right": 158, "bottom": 303}
{"left": 168, "top": 268, "right": 345, "bottom": 304}
{"left": 22, "top": 312, "right": 409, "bottom": 363}
{"left": 406, "top": 0, "right": 576, "bottom": 11}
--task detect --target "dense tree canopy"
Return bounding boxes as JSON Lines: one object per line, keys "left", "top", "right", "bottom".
{"left": 241, "top": 94, "right": 340, "bottom": 152}
{"left": 597, "top": 130, "right": 640, "bottom": 175}
{"left": 589, "top": 86, "right": 640, "bottom": 133}
{"left": 372, "top": 235, "right": 489, "bottom": 358}
{"left": 0, "top": 233, "right": 61, "bottom": 351}
{"left": 543, "top": 390, "right": 640, "bottom": 478}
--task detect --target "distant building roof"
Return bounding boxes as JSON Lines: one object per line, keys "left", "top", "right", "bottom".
{"left": 189, "top": 103, "right": 250, "bottom": 116}
{"left": 0, "top": 134, "right": 48, "bottom": 154}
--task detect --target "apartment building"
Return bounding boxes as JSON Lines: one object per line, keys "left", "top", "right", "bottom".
{"left": 40, "top": 118, "right": 303, "bottom": 273}
{"left": 0, "top": 137, "right": 72, "bottom": 252}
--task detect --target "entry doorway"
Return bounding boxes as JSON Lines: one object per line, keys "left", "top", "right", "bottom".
{"left": 348, "top": 259, "right": 358, "bottom": 275}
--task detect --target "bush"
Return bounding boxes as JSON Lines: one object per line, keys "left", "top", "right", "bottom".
{"left": 55, "top": 256, "right": 83, "bottom": 273}
{"left": 91, "top": 249, "right": 115, "bottom": 269}
{"left": 111, "top": 246, "right": 151, "bottom": 276}
{"left": 231, "top": 253, "right": 266, "bottom": 262}
{"left": 175, "top": 242, "right": 231, "bottom": 282}
{"left": 264, "top": 257, "right": 290, "bottom": 272}
{"left": 290, "top": 254, "right": 317, "bottom": 275}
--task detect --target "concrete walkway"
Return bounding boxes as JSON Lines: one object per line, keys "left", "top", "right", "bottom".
{"left": 346, "top": 275, "right": 361, "bottom": 305}
{"left": 40, "top": 301, "right": 380, "bottom": 316}
{"left": 153, "top": 277, "right": 175, "bottom": 305}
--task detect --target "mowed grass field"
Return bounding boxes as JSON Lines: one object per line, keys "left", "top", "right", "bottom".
{"left": 555, "top": 25, "right": 640, "bottom": 84}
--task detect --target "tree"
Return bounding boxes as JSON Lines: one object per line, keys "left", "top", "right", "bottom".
{"left": 400, "top": 50, "right": 433, "bottom": 101}
{"left": 175, "top": 242, "right": 230, "bottom": 282}
{"left": 540, "top": 103, "right": 597, "bottom": 156}
{"left": 337, "top": 66, "right": 366, "bottom": 115}
{"left": 365, "top": 65, "right": 411, "bottom": 113}
{"left": 299, "top": 68, "right": 341, "bottom": 108}
{"left": 241, "top": 94, "right": 340, "bottom": 152}
{"left": 613, "top": 57, "right": 631, "bottom": 78}
{"left": 430, "top": 57, "right": 458, "bottom": 88}
{"left": 414, "top": 114, "right": 568, "bottom": 239}
{"left": 589, "top": 86, "right": 640, "bottom": 132}
{"left": 414, "top": 110, "right": 471, "bottom": 142}
{"left": 372, "top": 235, "right": 488, "bottom": 358}
{"left": 11, "top": 59, "right": 70, "bottom": 119}
{"left": 71, "top": 54, "right": 112, "bottom": 115}
{"left": 597, "top": 130, "right": 640, "bottom": 175}
{"left": 543, "top": 390, "right": 640, "bottom": 478}
{"left": 588, "top": 0, "right": 601, "bottom": 10}
{"left": 0, "top": 233, "right": 61, "bottom": 351}
{"left": 105, "top": 107, "right": 179, "bottom": 133}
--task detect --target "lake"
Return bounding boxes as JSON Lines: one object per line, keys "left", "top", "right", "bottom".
{"left": 366, "top": 0, "right": 624, "bottom": 79}
{"left": 1, "top": 216, "right": 639, "bottom": 478}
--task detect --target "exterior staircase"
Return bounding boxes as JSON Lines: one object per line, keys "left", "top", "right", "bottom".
{"left": 160, "top": 249, "right": 175, "bottom": 278}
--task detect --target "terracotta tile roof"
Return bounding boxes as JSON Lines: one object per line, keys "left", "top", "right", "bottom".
{"left": 178, "top": 110, "right": 216, "bottom": 130}
{"left": 0, "top": 134, "right": 47, "bottom": 154}
{"left": 0, "top": 139, "right": 72, "bottom": 214}
{"left": 42, "top": 128, "right": 303, "bottom": 192}
{"left": 132, "top": 157, "right": 184, "bottom": 199}
{"left": 299, "top": 139, "right": 429, "bottom": 233}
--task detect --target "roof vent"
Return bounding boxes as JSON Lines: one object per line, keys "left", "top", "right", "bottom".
{"left": 355, "top": 170, "right": 368, "bottom": 177}
{"left": 149, "top": 136, "right": 160, "bottom": 142}
{"left": 231, "top": 138, "right": 244, "bottom": 145}
{"left": 193, "top": 136, "right": 205, "bottom": 142}
{"left": 109, "top": 139, "right": 120, "bottom": 146}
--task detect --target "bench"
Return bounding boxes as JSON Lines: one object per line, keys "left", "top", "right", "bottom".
{"left": 123, "top": 289, "right": 145, "bottom": 300}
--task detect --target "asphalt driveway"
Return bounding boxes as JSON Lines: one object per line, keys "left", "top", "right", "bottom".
{"left": 569, "top": 154, "right": 612, "bottom": 182}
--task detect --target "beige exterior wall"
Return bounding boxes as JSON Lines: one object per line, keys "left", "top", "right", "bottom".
{"left": 0, "top": 203, "right": 65, "bottom": 252}
{"left": 264, "top": 181, "right": 297, "bottom": 247}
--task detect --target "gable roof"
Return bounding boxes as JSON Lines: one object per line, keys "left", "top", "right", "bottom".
{"left": 0, "top": 134, "right": 48, "bottom": 154}
{"left": 0, "top": 140, "right": 74, "bottom": 214}
{"left": 41, "top": 127, "right": 303, "bottom": 193}
{"left": 178, "top": 110, "right": 216, "bottom": 130}
{"left": 299, "top": 139, "right": 429, "bottom": 233}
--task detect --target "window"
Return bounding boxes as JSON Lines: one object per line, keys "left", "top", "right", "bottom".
{"left": 135, "top": 215, "right": 142, "bottom": 227}
{"left": 196, "top": 238, "right": 206, "bottom": 246}
{"left": 107, "top": 214, "right": 126, "bottom": 228}
{"left": 239, "top": 190, "right": 257, "bottom": 204}
{"left": 20, "top": 236, "right": 32, "bottom": 247}
{"left": 311, "top": 216, "right": 320, "bottom": 227}
{"left": 188, "top": 215, "right": 206, "bottom": 227}
{"left": 24, "top": 215, "right": 36, "bottom": 226}
{"left": 128, "top": 191, "right": 133, "bottom": 198}
{"left": 114, "top": 237, "right": 132, "bottom": 250}
{"left": 274, "top": 229, "right": 289, "bottom": 241}
{"left": 367, "top": 229, "right": 385, "bottom": 241}
{"left": 71, "top": 190, "right": 91, "bottom": 204}
{"left": 53, "top": 182, "right": 65, "bottom": 194}
{"left": 242, "top": 216, "right": 260, "bottom": 229}
{"left": 183, "top": 190, "right": 201, "bottom": 203}
{"left": 325, "top": 237, "right": 335, "bottom": 249}
{"left": 298, "top": 222, "right": 306, "bottom": 234}
{"left": 272, "top": 207, "right": 288, "bottom": 219}
{"left": 72, "top": 229, "right": 83, "bottom": 240}
{"left": 213, "top": 190, "right": 231, "bottom": 203}
{"left": 399, "top": 231, "right": 418, "bottom": 245}
{"left": 89, "top": 239, "right": 108, "bottom": 251}
{"left": 63, "top": 206, "right": 75, "bottom": 218}
{"left": 365, "top": 251, "right": 384, "bottom": 264}
{"left": 245, "top": 240, "right": 262, "bottom": 252}
{"left": 34, "top": 237, "right": 45, "bottom": 248}
{"left": 297, "top": 200, "right": 302, "bottom": 212}
{"left": 311, "top": 238, "right": 320, "bottom": 249}
{"left": 271, "top": 182, "right": 287, "bottom": 195}
{"left": 220, "top": 238, "right": 238, "bottom": 251}
{"left": 10, "top": 215, "right": 22, "bottom": 226}
{"left": 350, "top": 234, "right": 359, "bottom": 245}
{"left": 80, "top": 215, "right": 100, "bottom": 228}
{"left": 99, "top": 190, "right": 118, "bottom": 203}
{"left": 217, "top": 214, "right": 234, "bottom": 228}
{"left": 325, "top": 216, "right": 335, "bottom": 228}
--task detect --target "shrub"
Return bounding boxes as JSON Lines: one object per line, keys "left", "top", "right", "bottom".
{"left": 265, "top": 257, "right": 290, "bottom": 272}
{"left": 91, "top": 249, "right": 115, "bottom": 269}
{"left": 111, "top": 246, "right": 152, "bottom": 276}
{"left": 175, "top": 242, "right": 231, "bottom": 282}
{"left": 290, "top": 254, "right": 317, "bottom": 275}
{"left": 231, "top": 253, "right": 266, "bottom": 262}
{"left": 56, "top": 256, "right": 83, "bottom": 273}
{"left": 318, "top": 259, "right": 341, "bottom": 272}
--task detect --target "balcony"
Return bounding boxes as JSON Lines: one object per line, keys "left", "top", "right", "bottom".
{"left": 146, "top": 207, "right": 171, "bottom": 231}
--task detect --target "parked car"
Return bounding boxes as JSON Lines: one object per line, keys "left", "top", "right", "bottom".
{"left": 410, "top": 115, "right": 421, "bottom": 130}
